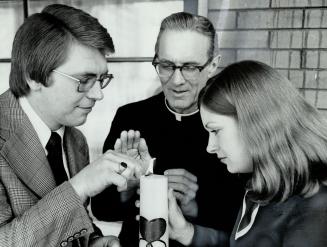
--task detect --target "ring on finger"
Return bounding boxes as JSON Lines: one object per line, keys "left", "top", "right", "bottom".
{"left": 119, "top": 162, "right": 128, "bottom": 174}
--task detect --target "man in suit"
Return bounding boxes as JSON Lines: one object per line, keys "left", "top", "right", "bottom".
{"left": 0, "top": 4, "right": 143, "bottom": 247}
{"left": 92, "top": 12, "right": 246, "bottom": 246}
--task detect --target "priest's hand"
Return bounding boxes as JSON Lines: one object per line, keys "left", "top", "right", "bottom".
{"left": 114, "top": 130, "right": 152, "bottom": 174}
{"left": 164, "top": 169, "right": 199, "bottom": 218}
{"left": 114, "top": 130, "right": 152, "bottom": 202}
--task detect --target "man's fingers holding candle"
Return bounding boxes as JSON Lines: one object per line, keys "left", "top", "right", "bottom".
{"left": 104, "top": 150, "right": 143, "bottom": 178}
{"left": 69, "top": 151, "right": 133, "bottom": 202}
{"left": 116, "top": 162, "right": 131, "bottom": 191}
{"left": 69, "top": 148, "right": 146, "bottom": 203}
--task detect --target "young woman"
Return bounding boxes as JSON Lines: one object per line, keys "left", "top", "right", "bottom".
{"left": 168, "top": 60, "right": 327, "bottom": 246}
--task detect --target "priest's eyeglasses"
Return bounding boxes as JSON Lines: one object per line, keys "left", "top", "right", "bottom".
{"left": 52, "top": 70, "right": 114, "bottom": 92}
{"left": 152, "top": 55, "right": 212, "bottom": 81}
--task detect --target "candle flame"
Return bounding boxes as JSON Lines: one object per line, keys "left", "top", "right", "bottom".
{"left": 145, "top": 158, "right": 156, "bottom": 176}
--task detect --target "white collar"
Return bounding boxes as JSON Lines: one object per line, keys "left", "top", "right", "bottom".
{"left": 235, "top": 190, "right": 260, "bottom": 240}
{"left": 19, "top": 96, "right": 65, "bottom": 154}
{"left": 164, "top": 98, "right": 199, "bottom": 121}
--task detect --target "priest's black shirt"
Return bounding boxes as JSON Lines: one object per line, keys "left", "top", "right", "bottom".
{"left": 92, "top": 92, "right": 246, "bottom": 246}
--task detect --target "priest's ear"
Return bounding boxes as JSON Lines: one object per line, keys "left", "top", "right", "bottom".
{"left": 207, "top": 54, "right": 221, "bottom": 78}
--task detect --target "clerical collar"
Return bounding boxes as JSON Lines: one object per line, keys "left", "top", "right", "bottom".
{"left": 164, "top": 98, "right": 199, "bottom": 121}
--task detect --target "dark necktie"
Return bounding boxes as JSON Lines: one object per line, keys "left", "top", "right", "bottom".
{"left": 46, "top": 133, "right": 79, "bottom": 246}
{"left": 46, "top": 132, "right": 68, "bottom": 185}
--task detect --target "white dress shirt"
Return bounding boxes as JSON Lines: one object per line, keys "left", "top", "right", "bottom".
{"left": 19, "top": 97, "right": 70, "bottom": 178}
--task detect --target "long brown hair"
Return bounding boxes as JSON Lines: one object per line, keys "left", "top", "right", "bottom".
{"left": 199, "top": 60, "right": 327, "bottom": 203}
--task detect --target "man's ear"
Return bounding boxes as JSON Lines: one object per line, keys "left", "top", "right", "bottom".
{"left": 26, "top": 77, "right": 42, "bottom": 92}
{"left": 207, "top": 54, "right": 221, "bottom": 78}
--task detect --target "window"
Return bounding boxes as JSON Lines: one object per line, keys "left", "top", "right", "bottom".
{"left": 0, "top": 0, "right": 199, "bottom": 160}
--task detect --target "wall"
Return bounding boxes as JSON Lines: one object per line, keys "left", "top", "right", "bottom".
{"left": 208, "top": 0, "right": 327, "bottom": 117}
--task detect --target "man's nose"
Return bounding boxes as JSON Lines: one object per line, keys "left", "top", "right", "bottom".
{"left": 169, "top": 68, "right": 186, "bottom": 85}
{"left": 86, "top": 81, "right": 104, "bottom": 101}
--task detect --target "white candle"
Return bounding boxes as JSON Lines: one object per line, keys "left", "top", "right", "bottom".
{"left": 139, "top": 175, "right": 168, "bottom": 247}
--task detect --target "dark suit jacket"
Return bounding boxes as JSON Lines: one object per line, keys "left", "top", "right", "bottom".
{"left": 0, "top": 90, "right": 95, "bottom": 247}
{"left": 92, "top": 92, "right": 246, "bottom": 247}
{"left": 229, "top": 185, "right": 327, "bottom": 247}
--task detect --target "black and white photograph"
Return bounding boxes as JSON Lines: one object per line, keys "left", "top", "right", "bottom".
{"left": 0, "top": 0, "right": 326, "bottom": 246}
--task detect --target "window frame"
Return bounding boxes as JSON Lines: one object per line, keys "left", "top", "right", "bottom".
{"left": 0, "top": 0, "right": 201, "bottom": 64}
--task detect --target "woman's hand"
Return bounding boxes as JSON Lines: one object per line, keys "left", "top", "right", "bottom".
{"left": 168, "top": 189, "right": 195, "bottom": 245}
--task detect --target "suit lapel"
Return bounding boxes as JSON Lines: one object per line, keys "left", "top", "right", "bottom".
{"left": 0, "top": 91, "right": 89, "bottom": 198}
{"left": 64, "top": 127, "right": 89, "bottom": 178}
{"left": 0, "top": 92, "right": 56, "bottom": 198}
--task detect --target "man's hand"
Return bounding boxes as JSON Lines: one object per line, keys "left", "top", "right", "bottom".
{"left": 69, "top": 150, "right": 143, "bottom": 203}
{"left": 164, "top": 169, "right": 199, "bottom": 218}
{"left": 89, "top": 235, "right": 120, "bottom": 247}
{"left": 168, "top": 189, "right": 194, "bottom": 245}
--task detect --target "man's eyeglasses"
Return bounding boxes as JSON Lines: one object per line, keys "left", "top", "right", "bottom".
{"left": 52, "top": 70, "right": 114, "bottom": 93}
{"left": 152, "top": 55, "right": 212, "bottom": 81}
